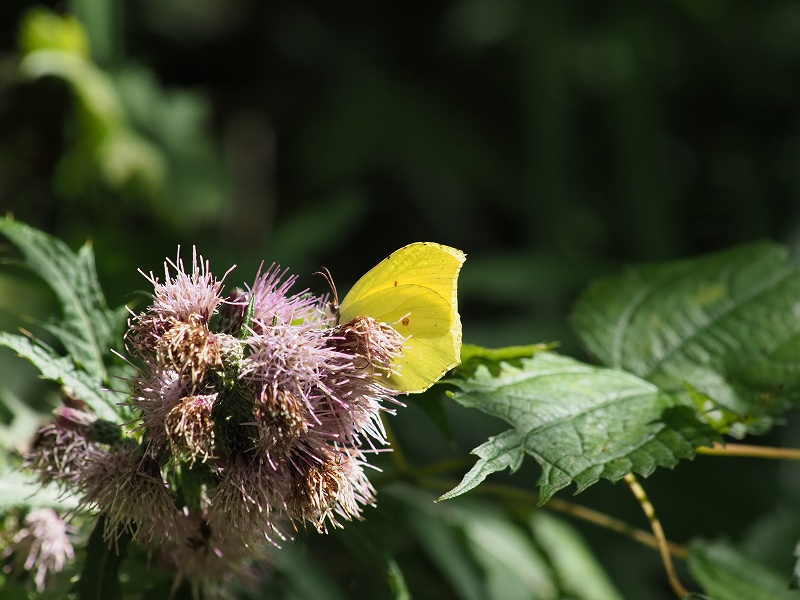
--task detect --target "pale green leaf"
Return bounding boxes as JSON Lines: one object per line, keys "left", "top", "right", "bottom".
{"left": 457, "top": 342, "right": 551, "bottom": 378}
{"left": 530, "top": 512, "right": 624, "bottom": 600}
{"left": 459, "top": 342, "right": 550, "bottom": 364}
{"left": 0, "top": 467, "right": 80, "bottom": 511}
{"left": 460, "top": 506, "right": 556, "bottom": 600}
{"left": 18, "top": 7, "right": 90, "bottom": 57}
{"left": 572, "top": 242, "right": 800, "bottom": 434}
{"left": 0, "top": 332, "right": 119, "bottom": 422}
{"left": 441, "top": 352, "right": 719, "bottom": 503}
{"left": 393, "top": 485, "right": 555, "bottom": 600}
{"left": 0, "top": 218, "right": 126, "bottom": 385}
{"left": 407, "top": 509, "right": 488, "bottom": 600}
{"left": 385, "top": 556, "right": 410, "bottom": 600}
{"left": 437, "top": 429, "right": 525, "bottom": 502}
{"left": 688, "top": 539, "right": 800, "bottom": 600}
{"left": 0, "top": 388, "right": 48, "bottom": 450}
{"left": 19, "top": 50, "right": 123, "bottom": 134}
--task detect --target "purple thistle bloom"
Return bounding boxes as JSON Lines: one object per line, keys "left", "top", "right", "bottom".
{"left": 248, "top": 264, "right": 321, "bottom": 331}
{"left": 208, "top": 455, "right": 288, "bottom": 547}
{"left": 77, "top": 443, "right": 178, "bottom": 544}
{"left": 129, "top": 362, "right": 188, "bottom": 455}
{"left": 24, "top": 421, "right": 101, "bottom": 488}
{"left": 3, "top": 508, "right": 76, "bottom": 592}
{"left": 157, "top": 509, "right": 262, "bottom": 598}
{"left": 164, "top": 393, "right": 217, "bottom": 464}
{"left": 23, "top": 248, "right": 411, "bottom": 592}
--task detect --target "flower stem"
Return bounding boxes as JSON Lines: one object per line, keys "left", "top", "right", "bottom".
{"left": 623, "top": 473, "right": 688, "bottom": 598}
{"left": 697, "top": 442, "right": 800, "bottom": 460}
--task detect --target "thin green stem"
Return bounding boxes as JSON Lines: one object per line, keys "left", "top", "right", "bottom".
{"left": 697, "top": 442, "right": 800, "bottom": 460}
{"left": 623, "top": 473, "right": 688, "bottom": 598}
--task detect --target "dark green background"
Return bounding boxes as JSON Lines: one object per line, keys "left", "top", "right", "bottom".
{"left": 2, "top": 1, "right": 800, "bottom": 598}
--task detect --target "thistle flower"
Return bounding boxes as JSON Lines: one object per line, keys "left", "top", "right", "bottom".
{"left": 24, "top": 409, "right": 104, "bottom": 488}
{"left": 3, "top": 508, "right": 76, "bottom": 592}
{"left": 77, "top": 443, "right": 178, "bottom": 544}
{"left": 23, "top": 248, "right": 410, "bottom": 593}
{"left": 156, "top": 509, "right": 262, "bottom": 599}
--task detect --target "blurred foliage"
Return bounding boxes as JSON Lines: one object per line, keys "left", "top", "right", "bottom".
{"left": 1, "top": 1, "right": 800, "bottom": 599}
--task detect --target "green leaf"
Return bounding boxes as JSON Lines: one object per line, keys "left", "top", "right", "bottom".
{"left": 440, "top": 352, "right": 719, "bottom": 503}
{"left": 529, "top": 511, "right": 624, "bottom": 600}
{"left": 385, "top": 556, "right": 410, "bottom": 600}
{"left": 18, "top": 7, "right": 90, "bottom": 57}
{"left": 0, "top": 218, "right": 126, "bottom": 386}
{"left": 407, "top": 508, "right": 490, "bottom": 600}
{"left": 0, "top": 467, "right": 80, "bottom": 511}
{"left": 19, "top": 50, "right": 123, "bottom": 137}
{"left": 17, "top": 36, "right": 165, "bottom": 200}
{"left": 458, "top": 506, "right": 556, "bottom": 600}
{"left": 0, "top": 388, "right": 48, "bottom": 450}
{"left": 457, "top": 342, "right": 551, "bottom": 378}
{"left": 77, "top": 515, "right": 129, "bottom": 600}
{"left": 572, "top": 242, "right": 800, "bottom": 434}
{"left": 394, "top": 485, "right": 556, "bottom": 600}
{"left": 688, "top": 539, "right": 800, "bottom": 600}
{"left": 0, "top": 332, "right": 119, "bottom": 421}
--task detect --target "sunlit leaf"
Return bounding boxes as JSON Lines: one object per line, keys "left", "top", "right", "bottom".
{"left": 572, "top": 242, "right": 800, "bottom": 435}
{"left": 440, "top": 352, "right": 719, "bottom": 503}
{"left": 18, "top": 7, "right": 89, "bottom": 57}
{"left": 457, "top": 342, "right": 550, "bottom": 378}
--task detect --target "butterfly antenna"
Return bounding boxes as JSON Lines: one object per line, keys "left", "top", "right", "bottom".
{"left": 315, "top": 267, "right": 341, "bottom": 323}
{"left": 314, "top": 267, "right": 338, "bottom": 307}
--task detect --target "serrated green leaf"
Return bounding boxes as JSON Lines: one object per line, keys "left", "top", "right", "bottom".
{"left": 438, "top": 429, "right": 525, "bottom": 502}
{"left": 530, "top": 511, "right": 624, "bottom": 600}
{"left": 456, "top": 342, "right": 551, "bottom": 379}
{"left": 0, "top": 332, "right": 119, "bottom": 421}
{"left": 0, "top": 218, "right": 126, "bottom": 385}
{"left": 688, "top": 539, "right": 800, "bottom": 600}
{"left": 441, "top": 352, "right": 719, "bottom": 504}
{"left": 572, "top": 242, "right": 800, "bottom": 434}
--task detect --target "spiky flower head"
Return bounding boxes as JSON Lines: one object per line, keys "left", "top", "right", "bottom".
{"left": 23, "top": 248, "right": 407, "bottom": 592}
{"left": 2, "top": 509, "right": 76, "bottom": 592}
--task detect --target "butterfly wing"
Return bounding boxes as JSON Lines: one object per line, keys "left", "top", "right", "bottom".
{"left": 339, "top": 242, "right": 465, "bottom": 393}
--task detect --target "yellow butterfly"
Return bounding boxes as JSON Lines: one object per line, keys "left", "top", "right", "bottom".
{"left": 337, "top": 242, "right": 465, "bottom": 393}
